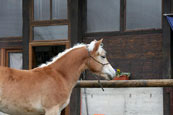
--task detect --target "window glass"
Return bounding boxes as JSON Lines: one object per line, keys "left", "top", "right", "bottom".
{"left": 126, "top": 0, "right": 162, "bottom": 30}
{"left": 34, "top": 0, "right": 50, "bottom": 20}
{"left": 0, "top": 0, "right": 22, "bottom": 37}
{"left": 52, "top": 0, "right": 67, "bottom": 19}
{"left": 8, "top": 52, "right": 23, "bottom": 69}
{"left": 87, "top": 0, "right": 120, "bottom": 32}
{"left": 33, "top": 25, "right": 68, "bottom": 40}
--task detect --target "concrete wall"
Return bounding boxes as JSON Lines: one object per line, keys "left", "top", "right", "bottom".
{"left": 81, "top": 88, "right": 163, "bottom": 115}
{"left": 0, "top": 112, "right": 8, "bottom": 115}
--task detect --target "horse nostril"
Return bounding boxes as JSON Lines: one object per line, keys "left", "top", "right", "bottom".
{"left": 107, "top": 74, "right": 113, "bottom": 80}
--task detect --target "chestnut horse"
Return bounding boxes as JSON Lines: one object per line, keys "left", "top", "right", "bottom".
{"left": 0, "top": 39, "right": 115, "bottom": 115}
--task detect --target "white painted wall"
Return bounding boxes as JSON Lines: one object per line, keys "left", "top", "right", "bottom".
{"left": 0, "top": 112, "right": 8, "bottom": 115}
{"left": 81, "top": 88, "right": 163, "bottom": 115}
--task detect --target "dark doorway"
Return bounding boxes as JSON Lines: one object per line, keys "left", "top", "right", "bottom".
{"left": 32, "top": 45, "right": 65, "bottom": 68}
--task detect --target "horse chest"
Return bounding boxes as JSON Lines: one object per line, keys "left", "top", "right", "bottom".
{"left": 60, "top": 97, "right": 70, "bottom": 111}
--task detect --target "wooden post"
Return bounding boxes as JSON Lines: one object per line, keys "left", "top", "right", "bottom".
{"left": 22, "top": 0, "right": 31, "bottom": 70}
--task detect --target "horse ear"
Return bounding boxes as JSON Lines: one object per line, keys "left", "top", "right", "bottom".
{"left": 93, "top": 39, "right": 103, "bottom": 53}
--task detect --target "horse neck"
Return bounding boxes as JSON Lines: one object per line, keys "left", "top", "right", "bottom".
{"left": 50, "top": 47, "right": 88, "bottom": 88}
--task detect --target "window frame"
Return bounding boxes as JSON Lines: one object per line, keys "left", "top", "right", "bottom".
{"left": 0, "top": 48, "right": 23, "bottom": 68}
{"left": 30, "top": 0, "right": 70, "bottom": 42}
{"left": 83, "top": 0, "right": 163, "bottom": 37}
{"left": 124, "top": 0, "right": 163, "bottom": 31}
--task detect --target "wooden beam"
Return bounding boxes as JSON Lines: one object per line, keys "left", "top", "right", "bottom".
{"left": 22, "top": 0, "right": 31, "bottom": 69}
{"left": 76, "top": 79, "right": 173, "bottom": 88}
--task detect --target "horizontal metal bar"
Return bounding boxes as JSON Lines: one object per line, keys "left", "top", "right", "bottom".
{"left": 75, "top": 79, "right": 173, "bottom": 88}
{"left": 163, "top": 13, "right": 173, "bottom": 16}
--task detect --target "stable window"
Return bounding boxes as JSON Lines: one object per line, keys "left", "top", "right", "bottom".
{"left": 126, "top": 0, "right": 162, "bottom": 30}
{"left": 0, "top": 48, "right": 23, "bottom": 69}
{"left": 31, "top": 0, "right": 69, "bottom": 42}
{"left": 34, "top": 0, "right": 67, "bottom": 20}
{"left": 86, "top": 0, "right": 120, "bottom": 33}
{"left": 0, "top": 0, "right": 22, "bottom": 38}
{"left": 85, "top": 0, "right": 162, "bottom": 34}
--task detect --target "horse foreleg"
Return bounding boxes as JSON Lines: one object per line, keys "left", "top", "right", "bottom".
{"left": 45, "top": 105, "right": 61, "bottom": 115}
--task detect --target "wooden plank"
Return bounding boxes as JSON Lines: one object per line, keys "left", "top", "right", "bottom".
{"left": 0, "top": 41, "right": 22, "bottom": 48}
{"left": 29, "top": 41, "right": 69, "bottom": 46}
{"left": 0, "top": 49, "right": 5, "bottom": 66}
{"left": 76, "top": 79, "right": 173, "bottom": 88}
{"left": 31, "top": 20, "right": 68, "bottom": 26}
{"left": 84, "top": 29, "right": 162, "bottom": 37}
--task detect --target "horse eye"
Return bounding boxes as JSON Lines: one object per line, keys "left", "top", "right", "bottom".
{"left": 100, "top": 43, "right": 104, "bottom": 47}
{"left": 101, "top": 55, "right": 106, "bottom": 58}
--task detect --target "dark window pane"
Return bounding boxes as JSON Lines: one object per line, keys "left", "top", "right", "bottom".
{"left": 126, "top": 0, "right": 162, "bottom": 30}
{"left": 34, "top": 0, "right": 50, "bottom": 20}
{"left": 33, "top": 25, "right": 68, "bottom": 40}
{"left": 87, "top": 0, "right": 120, "bottom": 32}
{"left": 0, "top": 0, "right": 22, "bottom": 37}
{"left": 9, "top": 53, "right": 23, "bottom": 69}
{"left": 52, "top": 0, "right": 67, "bottom": 19}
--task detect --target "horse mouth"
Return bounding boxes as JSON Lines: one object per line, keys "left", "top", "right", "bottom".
{"left": 107, "top": 74, "right": 113, "bottom": 80}
{"left": 99, "top": 73, "right": 113, "bottom": 80}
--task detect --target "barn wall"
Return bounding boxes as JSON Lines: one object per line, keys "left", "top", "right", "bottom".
{"left": 83, "top": 33, "right": 163, "bottom": 79}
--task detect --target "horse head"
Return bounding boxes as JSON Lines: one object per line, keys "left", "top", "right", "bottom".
{"left": 86, "top": 39, "right": 116, "bottom": 80}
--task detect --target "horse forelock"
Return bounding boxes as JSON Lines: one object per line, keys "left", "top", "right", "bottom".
{"left": 39, "top": 43, "right": 87, "bottom": 68}
{"left": 88, "top": 40, "right": 105, "bottom": 55}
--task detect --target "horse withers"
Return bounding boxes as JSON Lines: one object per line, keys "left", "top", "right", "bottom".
{"left": 0, "top": 39, "right": 115, "bottom": 115}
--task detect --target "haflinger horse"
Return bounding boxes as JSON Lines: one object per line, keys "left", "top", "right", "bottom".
{"left": 0, "top": 39, "right": 115, "bottom": 115}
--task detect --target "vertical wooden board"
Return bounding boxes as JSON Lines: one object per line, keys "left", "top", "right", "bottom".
{"left": 69, "top": 0, "right": 83, "bottom": 115}
{"left": 22, "top": 0, "right": 31, "bottom": 70}
{"left": 0, "top": 49, "right": 5, "bottom": 66}
{"left": 162, "top": 0, "right": 172, "bottom": 115}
